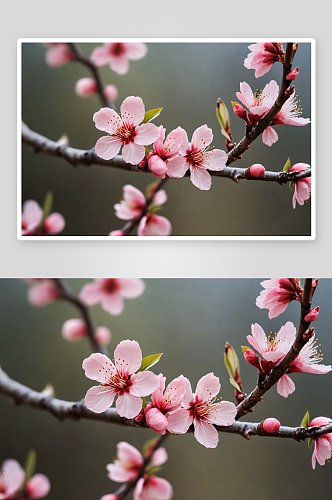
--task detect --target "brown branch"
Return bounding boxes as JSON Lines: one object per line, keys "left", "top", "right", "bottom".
{"left": 51, "top": 278, "right": 109, "bottom": 356}
{"left": 22, "top": 122, "right": 311, "bottom": 184}
{"left": 236, "top": 279, "right": 314, "bottom": 419}
{"left": 1, "top": 366, "right": 330, "bottom": 442}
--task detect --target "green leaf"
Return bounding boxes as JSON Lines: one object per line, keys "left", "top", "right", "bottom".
{"left": 42, "top": 191, "right": 53, "bottom": 223}
{"left": 144, "top": 146, "right": 150, "bottom": 157}
{"left": 308, "top": 437, "right": 314, "bottom": 449}
{"left": 141, "top": 108, "right": 163, "bottom": 124}
{"left": 224, "top": 343, "right": 241, "bottom": 392}
{"left": 229, "top": 377, "right": 241, "bottom": 392}
{"left": 142, "top": 437, "right": 159, "bottom": 458}
{"left": 283, "top": 157, "right": 291, "bottom": 173}
{"left": 24, "top": 449, "right": 36, "bottom": 487}
{"left": 146, "top": 466, "right": 163, "bottom": 475}
{"left": 136, "top": 353, "right": 163, "bottom": 373}
{"left": 149, "top": 206, "right": 163, "bottom": 214}
{"left": 145, "top": 180, "right": 160, "bottom": 199}
{"left": 216, "top": 99, "right": 231, "bottom": 142}
{"left": 241, "top": 346, "right": 250, "bottom": 353}
{"left": 300, "top": 410, "right": 310, "bottom": 428}
{"left": 289, "top": 180, "right": 294, "bottom": 192}
{"left": 142, "top": 396, "right": 147, "bottom": 409}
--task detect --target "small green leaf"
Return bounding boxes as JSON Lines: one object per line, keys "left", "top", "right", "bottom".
{"left": 216, "top": 99, "right": 231, "bottom": 142}
{"left": 229, "top": 377, "right": 241, "bottom": 392}
{"left": 149, "top": 206, "right": 163, "bottom": 214}
{"left": 145, "top": 180, "right": 160, "bottom": 199}
{"left": 24, "top": 449, "right": 37, "bottom": 487}
{"left": 241, "top": 346, "right": 250, "bottom": 353}
{"left": 224, "top": 343, "right": 241, "bottom": 392}
{"left": 141, "top": 108, "right": 163, "bottom": 124}
{"left": 42, "top": 191, "right": 53, "bottom": 223}
{"left": 283, "top": 157, "right": 291, "bottom": 173}
{"left": 300, "top": 410, "right": 310, "bottom": 428}
{"left": 57, "top": 133, "right": 69, "bottom": 146}
{"left": 289, "top": 180, "right": 294, "bottom": 191}
{"left": 308, "top": 437, "right": 314, "bottom": 449}
{"left": 144, "top": 146, "right": 150, "bottom": 157}
{"left": 231, "top": 101, "right": 240, "bottom": 108}
{"left": 142, "top": 437, "right": 159, "bottom": 458}
{"left": 141, "top": 396, "right": 147, "bottom": 409}
{"left": 146, "top": 466, "right": 162, "bottom": 475}
{"left": 136, "top": 353, "right": 163, "bottom": 373}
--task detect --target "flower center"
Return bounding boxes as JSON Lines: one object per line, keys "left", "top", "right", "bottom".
{"left": 186, "top": 146, "right": 208, "bottom": 168}
{"left": 111, "top": 43, "right": 125, "bottom": 56}
{"left": 115, "top": 124, "right": 136, "bottom": 144}
{"left": 103, "top": 279, "right": 119, "bottom": 294}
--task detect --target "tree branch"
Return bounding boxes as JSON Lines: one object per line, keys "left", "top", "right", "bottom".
{"left": 1, "top": 366, "right": 330, "bottom": 442}
{"left": 22, "top": 122, "right": 311, "bottom": 184}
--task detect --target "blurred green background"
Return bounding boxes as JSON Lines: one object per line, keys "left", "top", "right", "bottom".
{"left": 21, "top": 42, "right": 312, "bottom": 236}
{"left": 0, "top": 278, "right": 331, "bottom": 499}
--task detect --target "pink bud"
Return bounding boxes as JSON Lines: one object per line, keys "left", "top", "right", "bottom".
{"left": 249, "top": 164, "right": 265, "bottom": 177}
{"left": 244, "top": 348, "right": 260, "bottom": 368}
{"left": 286, "top": 67, "right": 299, "bottom": 81}
{"left": 95, "top": 326, "right": 111, "bottom": 345}
{"left": 100, "top": 495, "right": 118, "bottom": 500}
{"left": 43, "top": 213, "right": 65, "bottom": 235}
{"left": 61, "top": 319, "right": 87, "bottom": 341}
{"left": 147, "top": 154, "right": 168, "bottom": 178}
{"left": 233, "top": 104, "right": 247, "bottom": 120}
{"left": 263, "top": 418, "right": 280, "bottom": 433}
{"left": 134, "top": 409, "right": 145, "bottom": 422}
{"left": 304, "top": 306, "right": 320, "bottom": 322}
{"left": 104, "top": 84, "right": 118, "bottom": 102}
{"left": 145, "top": 407, "right": 168, "bottom": 434}
{"left": 75, "top": 78, "right": 97, "bottom": 97}
{"left": 45, "top": 44, "right": 74, "bottom": 67}
{"left": 26, "top": 474, "right": 51, "bottom": 499}
{"left": 109, "top": 230, "right": 125, "bottom": 236}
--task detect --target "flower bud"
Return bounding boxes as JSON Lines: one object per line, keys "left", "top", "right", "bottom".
{"left": 75, "top": 78, "right": 97, "bottom": 97}
{"left": 43, "top": 212, "right": 65, "bottom": 234}
{"left": 233, "top": 103, "right": 247, "bottom": 120}
{"left": 95, "top": 326, "right": 111, "bottom": 346}
{"left": 262, "top": 418, "right": 280, "bottom": 433}
{"left": 304, "top": 306, "right": 320, "bottom": 322}
{"left": 286, "top": 67, "right": 299, "bottom": 81}
{"left": 249, "top": 164, "right": 265, "bottom": 177}
{"left": 243, "top": 348, "right": 260, "bottom": 369}
{"left": 62, "top": 319, "right": 87, "bottom": 341}
{"left": 104, "top": 84, "right": 118, "bottom": 102}
{"left": 109, "top": 230, "right": 125, "bottom": 236}
{"left": 26, "top": 474, "right": 51, "bottom": 499}
{"left": 100, "top": 495, "right": 118, "bottom": 500}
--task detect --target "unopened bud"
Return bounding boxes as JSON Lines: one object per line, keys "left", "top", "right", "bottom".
{"left": 233, "top": 103, "right": 247, "bottom": 120}
{"left": 61, "top": 319, "right": 87, "bottom": 341}
{"left": 75, "top": 77, "right": 97, "bottom": 97}
{"left": 249, "top": 164, "right": 265, "bottom": 178}
{"left": 104, "top": 84, "right": 118, "bottom": 102}
{"left": 95, "top": 326, "right": 111, "bottom": 345}
{"left": 243, "top": 348, "right": 260, "bottom": 369}
{"left": 286, "top": 67, "right": 299, "bottom": 81}
{"left": 262, "top": 418, "right": 280, "bottom": 433}
{"left": 304, "top": 306, "right": 320, "bottom": 322}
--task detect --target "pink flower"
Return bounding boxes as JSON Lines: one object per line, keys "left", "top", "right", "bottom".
{"left": 134, "top": 475, "right": 173, "bottom": 500}
{"left": 166, "top": 125, "right": 227, "bottom": 190}
{"left": 137, "top": 214, "right": 172, "bottom": 236}
{"left": 104, "top": 85, "right": 118, "bottom": 102}
{"left": 0, "top": 459, "right": 25, "bottom": 500}
{"left": 95, "top": 326, "right": 112, "bottom": 346}
{"left": 256, "top": 278, "right": 303, "bottom": 319}
{"left": 90, "top": 43, "right": 147, "bottom": 75}
{"left": 166, "top": 374, "right": 237, "bottom": 448}
{"left": 21, "top": 200, "right": 65, "bottom": 236}
{"left": 262, "top": 418, "right": 280, "bottom": 433}
{"left": 277, "top": 333, "right": 331, "bottom": 398}
{"left": 75, "top": 78, "right": 97, "bottom": 97}
{"left": 244, "top": 43, "right": 285, "bottom": 77}
{"left": 309, "top": 417, "right": 332, "bottom": 469}
{"left": 27, "top": 279, "right": 62, "bottom": 307}
{"left": 107, "top": 442, "right": 143, "bottom": 483}
{"left": 79, "top": 278, "right": 145, "bottom": 315}
{"left": 290, "top": 163, "right": 311, "bottom": 208}
{"left": 25, "top": 474, "right": 51, "bottom": 499}
{"left": 83, "top": 340, "right": 159, "bottom": 418}
{"left": 144, "top": 374, "right": 187, "bottom": 434}
{"left": 93, "top": 96, "right": 159, "bottom": 164}
{"left": 44, "top": 43, "right": 75, "bottom": 67}
{"left": 142, "top": 126, "right": 184, "bottom": 179}
{"left": 114, "top": 185, "right": 146, "bottom": 221}
{"left": 247, "top": 322, "right": 296, "bottom": 366}
{"left": 235, "top": 81, "right": 310, "bottom": 146}
{"left": 61, "top": 319, "right": 87, "bottom": 341}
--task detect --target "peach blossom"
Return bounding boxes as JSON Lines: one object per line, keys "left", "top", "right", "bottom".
{"left": 247, "top": 322, "right": 296, "bottom": 365}
{"left": 104, "top": 85, "right": 118, "bottom": 102}
{"left": 137, "top": 214, "right": 172, "bottom": 236}
{"left": 256, "top": 278, "right": 303, "bottom": 319}
{"left": 244, "top": 43, "right": 285, "bottom": 78}
{"left": 0, "top": 459, "right": 25, "bottom": 500}
{"left": 143, "top": 126, "right": 184, "bottom": 179}
{"left": 290, "top": 163, "right": 311, "bottom": 208}
{"left": 91, "top": 43, "right": 147, "bottom": 75}
{"left": 95, "top": 326, "right": 111, "bottom": 346}
{"left": 44, "top": 43, "right": 75, "bottom": 67}
{"left": 309, "top": 417, "right": 332, "bottom": 469}
{"left": 27, "top": 279, "right": 62, "bottom": 307}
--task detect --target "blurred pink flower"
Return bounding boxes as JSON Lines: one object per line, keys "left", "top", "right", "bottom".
{"left": 104, "top": 85, "right": 118, "bottom": 102}
{"left": 21, "top": 200, "right": 65, "bottom": 236}
{"left": 167, "top": 125, "right": 227, "bottom": 190}
{"left": 93, "top": 96, "right": 159, "bottom": 164}
{"left": 61, "top": 319, "right": 87, "bottom": 341}
{"left": 144, "top": 374, "right": 187, "bottom": 434}
{"left": 107, "top": 442, "right": 143, "bottom": 483}
{"left": 44, "top": 43, "right": 75, "bottom": 67}
{"left": 95, "top": 326, "right": 111, "bottom": 346}
{"left": 166, "top": 374, "right": 237, "bottom": 448}
{"left": 109, "top": 230, "right": 125, "bottom": 236}
{"left": 247, "top": 322, "right": 296, "bottom": 365}
{"left": 290, "top": 163, "right": 311, "bottom": 208}
{"left": 75, "top": 77, "right": 97, "bottom": 97}
{"left": 256, "top": 278, "right": 303, "bottom": 319}
{"left": 25, "top": 474, "right": 51, "bottom": 499}
{"left": 83, "top": 340, "right": 159, "bottom": 418}
{"left": 142, "top": 126, "right": 184, "bottom": 179}
{"left": 79, "top": 278, "right": 145, "bottom": 315}
{"left": 27, "top": 279, "right": 62, "bottom": 307}
{"left": 0, "top": 459, "right": 25, "bottom": 500}
{"left": 114, "top": 185, "right": 146, "bottom": 220}
{"left": 91, "top": 43, "right": 147, "bottom": 75}
{"left": 134, "top": 475, "right": 173, "bottom": 500}
{"left": 309, "top": 417, "right": 332, "bottom": 469}
{"left": 244, "top": 43, "right": 285, "bottom": 77}
{"left": 137, "top": 214, "right": 172, "bottom": 236}
{"left": 42, "top": 212, "right": 65, "bottom": 235}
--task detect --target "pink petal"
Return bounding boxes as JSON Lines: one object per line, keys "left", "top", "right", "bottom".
{"left": 315, "top": 436, "right": 332, "bottom": 466}
{"left": 167, "top": 408, "right": 192, "bottom": 434}
{"left": 79, "top": 282, "right": 105, "bottom": 306}
{"left": 195, "top": 373, "right": 220, "bottom": 402}
{"left": 201, "top": 149, "right": 227, "bottom": 171}
{"left": 276, "top": 374, "right": 296, "bottom": 398}
{"left": 190, "top": 166, "right": 211, "bottom": 190}
{"left": 117, "top": 441, "right": 143, "bottom": 467}
{"left": 134, "top": 123, "right": 160, "bottom": 146}
{"left": 164, "top": 127, "right": 184, "bottom": 155}
{"left": 145, "top": 407, "right": 168, "bottom": 433}
{"left": 236, "top": 81, "right": 253, "bottom": 109}
{"left": 107, "top": 462, "right": 134, "bottom": 483}
{"left": 123, "top": 185, "right": 146, "bottom": 206}
{"left": 122, "top": 142, "right": 145, "bottom": 165}
{"left": 263, "top": 351, "right": 287, "bottom": 363}
{"left": 85, "top": 385, "right": 116, "bottom": 413}
{"left": 276, "top": 322, "right": 296, "bottom": 351}
{"left": 116, "top": 392, "right": 142, "bottom": 419}
{"left": 44, "top": 212, "right": 65, "bottom": 234}
{"left": 147, "top": 155, "right": 168, "bottom": 178}
{"left": 261, "top": 80, "right": 279, "bottom": 106}
{"left": 137, "top": 215, "right": 172, "bottom": 236}
{"left": 152, "top": 189, "right": 167, "bottom": 207}
{"left": 166, "top": 156, "right": 188, "bottom": 178}
{"left": 121, "top": 96, "right": 145, "bottom": 127}
{"left": 164, "top": 376, "right": 187, "bottom": 408}
{"left": 247, "top": 323, "right": 267, "bottom": 354}
{"left": 93, "top": 107, "right": 122, "bottom": 133}
{"left": 114, "top": 339, "right": 142, "bottom": 375}
{"left": 267, "top": 301, "right": 289, "bottom": 319}
{"left": 26, "top": 474, "right": 51, "bottom": 499}
{"left": 109, "top": 54, "right": 130, "bottom": 75}
{"left": 194, "top": 419, "right": 219, "bottom": 448}
{"left": 95, "top": 326, "right": 111, "bottom": 346}
{"left": 117, "top": 278, "right": 146, "bottom": 299}
{"left": 178, "top": 128, "right": 190, "bottom": 155}
{"left": 82, "top": 353, "right": 116, "bottom": 382}
{"left": 191, "top": 125, "right": 213, "bottom": 149}
{"left": 147, "top": 476, "right": 173, "bottom": 500}
{"left": 125, "top": 43, "right": 148, "bottom": 60}
{"left": 130, "top": 371, "right": 159, "bottom": 397}
{"left": 178, "top": 375, "right": 193, "bottom": 409}
{"left": 262, "top": 126, "right": 278, "bottom": 146}
{"left": 101, "top": 292, "right": 124, "bottom": 315}
{"left": 206, "top": 401, "right": 237, "bottom": 426}
{"left": 1, "top": 459, "right": 25, "bottom": 497}
{"left": 90, "top": 45, "right": 112, "bottom": 66}
{"left": 22, "top": 200, "right": 43, "bottom": 235}
{"left": 114, "top": 203, "right": 139, "bottom": 221}
{"left": 151, "top": 447, "right": 168, "bottom": 467}
{"left": 95, "top": 135, "right": 122, "bottom": 160}
{"left": 62, "top": 318, "right": 87, "bottom": 341}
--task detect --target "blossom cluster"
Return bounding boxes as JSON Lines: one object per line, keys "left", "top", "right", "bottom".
{"left": 0, "top": 458, "right": 50, "bottom": 500}
{"left": 21, "top": 200, "right": 65, "bottom": 236}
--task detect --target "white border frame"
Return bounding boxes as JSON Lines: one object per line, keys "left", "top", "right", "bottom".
{"left": 17, "top": 38, "right": 316, "bottom": 241}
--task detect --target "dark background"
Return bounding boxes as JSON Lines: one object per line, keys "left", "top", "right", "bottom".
{"left": 0, "top": 278, "right": 330, "bottom": 499}
{"left": 21, "top": 42, "right": 312, "bottom": 236}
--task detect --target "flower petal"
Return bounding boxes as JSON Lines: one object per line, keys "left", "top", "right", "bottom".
{"left": 101, "top": 292, "right": 124, "bottom": 315}
{"left": 205, "top": 401, "right": 237, "bottom": 426}
{"left": 166, "top": 156, "right": 188, "bottom": 178}
{"left": 95, "top": 135, "right": 122, "bottom": 160}
{"left": 125, "top": 43, "right": 148, "bottom": 60}
{"left": 121, "top": 96, "right": 145, "bottom": 127}
{"left": 82, "top": 353, "right": 116, "bottom": 382}
{"left": 195, "top": 373, "right": 220, "bottom": 402}
{"left": 93, "top": 107, "right": 122, "bottom": 133}
{"left": 85, "top": 385, "right": 116, "bottom": 413}
{"left": 202, "top": 149, "right": 227, "bottom": 171}
{"left": 190, "top": 166, "right": 211, "bottom": 190}
{"left": 117, "top": 278, "right": 146, "bottom": 299}
{"left": 122, "top": 142, "right": 145, "bottom": 165}
{"left": 130, "top": 371, "right": 159, "bottom": 397}
{"left": 276, "top": 374, "right": 296, "bottom": 398}
{"left": 262, "top": 126, "right": 278, "bottom": 146}
{"left": 191, "top": 125, "right": 213, "bottom": 149}
{"left": 134, "top": 123, "right": 160, "bottom": 146}
{"left": 117, "top": 441, "right": 143, "bottom": 467}
{"left": 114, "top": 339, "right": 142, "bottom": 375}
{"left": 116, "top": 392, "right": 142, "bottom": 419}
{"left": 167, "top": 408, "right": 192, "bottom": 434}
{"left": 194, "top": 419, "right": 219, "bottom": 448}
